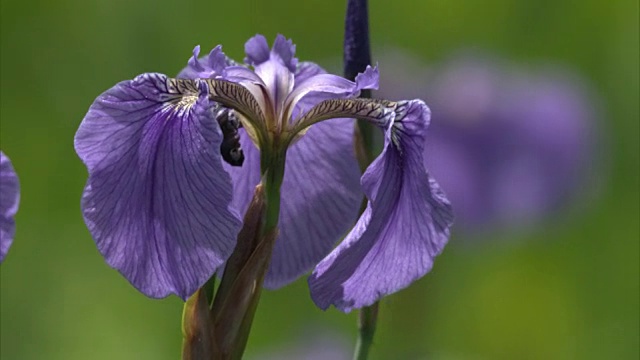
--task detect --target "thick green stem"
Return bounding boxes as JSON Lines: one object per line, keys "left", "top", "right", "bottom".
{"left": 353, "top": 301, "right": 379, "bottom": 360}
{"left": 262, "top": 151, "right": 285, "bottom": 234}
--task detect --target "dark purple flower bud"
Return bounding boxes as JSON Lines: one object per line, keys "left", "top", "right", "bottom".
{"left": 0, "top": 151, "right": 20, "bottom": 262}
{"left": 343, "top": 0, "right": 371, "bottom": 82}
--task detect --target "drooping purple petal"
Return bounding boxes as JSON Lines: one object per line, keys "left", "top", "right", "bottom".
{"left": 308, "top": 100, "right": 454, "bottom": 312}
{"left": 74, "top": 73, "right": 242, "bottom": 299}
{"left": 0, "top": 152, "right": 20, "bottom": 262}
{"left": 224, "top": 117, "right": 362, "bottom": 289}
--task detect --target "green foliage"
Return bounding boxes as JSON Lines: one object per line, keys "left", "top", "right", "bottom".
{"left": 1, "top": 0, "right": 637, "bottom": 359}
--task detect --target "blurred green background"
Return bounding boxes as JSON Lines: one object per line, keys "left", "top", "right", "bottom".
{"left": 1, "top": 0, "right": 638, "bottom": 359}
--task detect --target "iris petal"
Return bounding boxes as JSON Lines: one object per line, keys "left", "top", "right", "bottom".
{"left": 0, "top": 152, "right": 19, "bottom": 262}
{"left": 74, "top": 73, "right": 242, "bottom": 299}
{"left": 244, "top": 34, "right": 271, "bottom": 67}
{"left": 270, "top": 34, "right": 298, "bottom": 72}
{"left": 286, "top": 66, "right": 379, "bottom": 122}
{"left": 177, "top": 45, "right": 234, "bottom": 79}
{"left": 294, "top": 62, "right": 325, "bottom": 84}
{"left": 308, "top": 100, "right": 453, "bottom": 312}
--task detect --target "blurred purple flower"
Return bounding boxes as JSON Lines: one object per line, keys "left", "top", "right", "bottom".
{"left": 377, "top": 51, "right": 595, "bottom": 232}
{"left": 249, "top": 329, "right": 351, "bottom": 360}
{"left": 0, "top": 151, "right": 20, "bottom": 262}
{"left": 75, "top": 35, "right": 453, "bottom": 305}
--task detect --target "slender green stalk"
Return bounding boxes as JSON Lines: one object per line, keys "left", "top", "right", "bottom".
{"left": 228, "top": 153, "right": 285, "bottom": 359}
{"left": 262, "top": 151, "right": 285, "bottom": 234}
{"left": 356, "top": 89, "right": 376, "bottom": 169}
{"left": 353, "top": 302, "right": 379, "bottom": 360}
{"left": 201, "top": 146, "right": 286, "bottom": 360}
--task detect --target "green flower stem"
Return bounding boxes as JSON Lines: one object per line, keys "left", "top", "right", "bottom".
{"left": 229, "top": 151, "right": 286, "bottom": 359}
{"left": 353, "top": 301, "right": 379, "bottom": 360}
{"left": 190, "top": 144, "right": 286, "bottom": 360}
{"left": 356, "top": 89, "right": 376, "bottom": 171}
{"left": 262, "top": 150, "right": 285, "bottom": 235}
{"left": 353, "top": 89, "right": 381, "bottom": 360}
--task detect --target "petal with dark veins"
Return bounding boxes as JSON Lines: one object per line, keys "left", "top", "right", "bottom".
{"left": 308, "top": 100, "right": 453, "bottom": 312}
{"left": 74, "top": 73, "right": 241, "bottom": 299}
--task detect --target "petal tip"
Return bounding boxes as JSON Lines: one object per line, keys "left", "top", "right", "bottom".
{"left": 244, "top": 34, "right": 270, "bottom": 65}
{"left": 355, "top": 65, "right": 380, "bottom": 92}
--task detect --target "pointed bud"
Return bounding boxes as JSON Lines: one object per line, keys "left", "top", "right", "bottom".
{"left": 344, "top": 0, "right": 371, "bottom": 82}
{"left": 181, "top": 289, "right": 218, "bottom": 360}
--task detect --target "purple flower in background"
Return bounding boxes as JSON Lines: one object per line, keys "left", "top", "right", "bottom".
{"left": 377, "top": 52, "right": 595, "bottom": 232}
{"left": 250, "top": 329, "right": 351, "bottom": 360}
{"left": 0, "top": 151, "right": 20, "bottom": 262}
{"left": 75, "top": 35, "right": 452, "bottom": 307}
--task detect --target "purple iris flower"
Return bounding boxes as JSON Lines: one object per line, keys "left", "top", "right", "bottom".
{"left": 74, "top": 35, "right": 453, "bottom": 308}
{"left": 0, "top": 151, "right": 20, "bottom": 262}
{"left": 377, "top": 52, "right": 595, "bottom": 232}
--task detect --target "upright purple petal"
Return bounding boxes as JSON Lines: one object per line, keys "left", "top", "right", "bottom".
{"left": 0, "top": 152, "right": 19, "bottom": 262}
{"left": 244, "top": 34, "right": 298, "bottom": 72}
{"left": 309, "top": 100, "right": 453, "bottom": 312}
{"left": 271, "top": 34, "right": 298, "bottom": 72}
{"left": 254, "top": 57, "right": 295, "bottom": 117}
{"left": 178, "top": 45, "right": 234, "bottom": 79}
{"left": 224, "top": 117, "right": 362, "bottom": 289}
{"left": 74, "top": 73, "right": 242, "bottom": 299}
{"left": 244, "top": 35, "right": 271, "bottom": 66}
{"left": 343, "top": 0, "right": 371, "bottom": 81}
{"left": 244, "top": 35, "right": 298, "bottom": 117}
{"left": 295, "top": 62, "right": 326, "bottom": 84}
